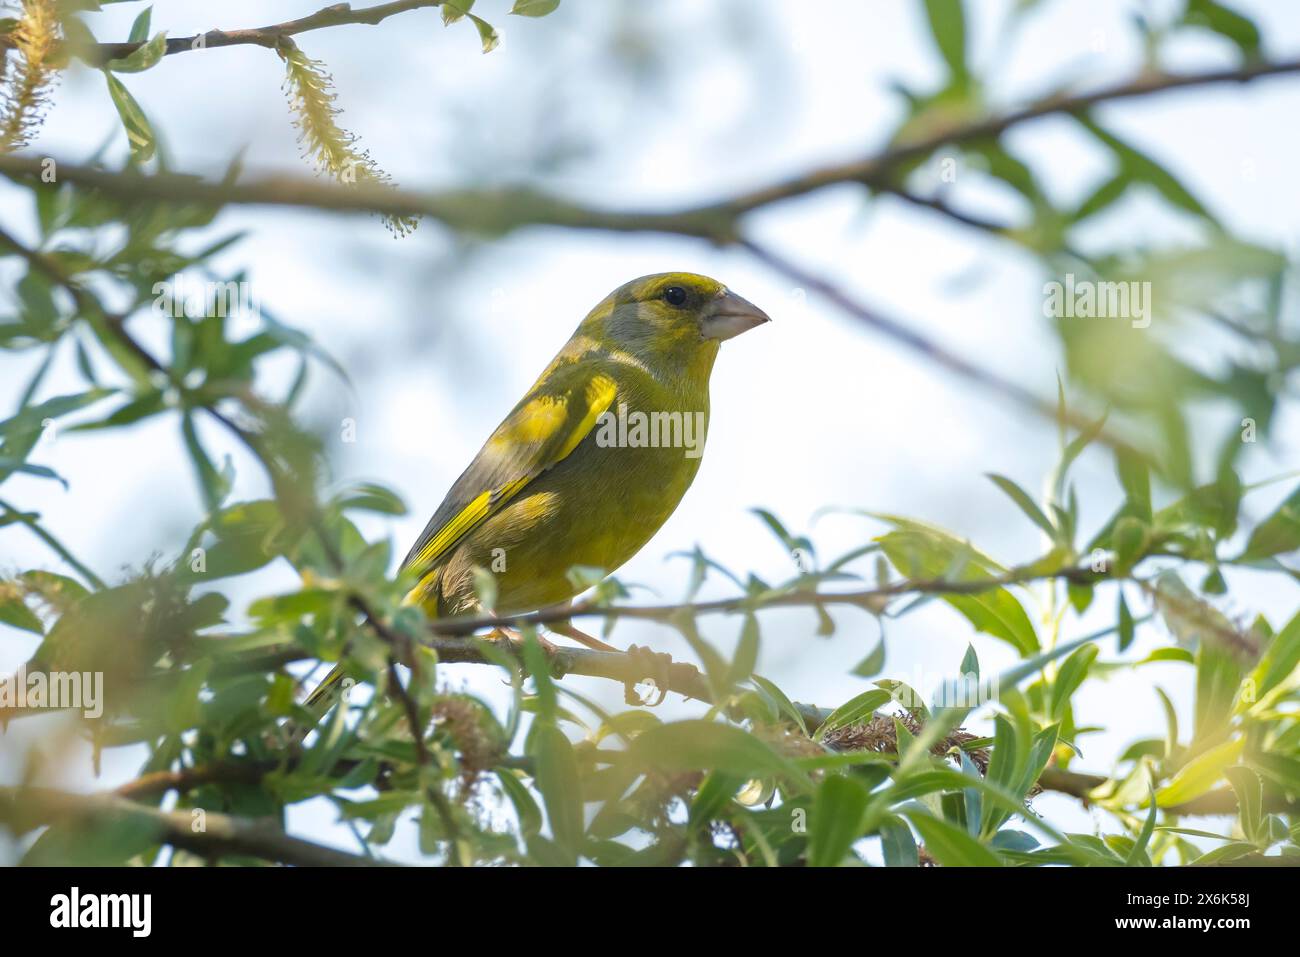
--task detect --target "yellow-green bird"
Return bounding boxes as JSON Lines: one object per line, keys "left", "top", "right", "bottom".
{"left": 307, "top": 272, "right": 769, "bottom": 708}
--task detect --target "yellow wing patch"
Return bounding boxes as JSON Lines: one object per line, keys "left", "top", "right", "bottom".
{"left": 492, "top": 396, "right": 567, "bottom": 448}
{"left": 403, "top": 373, "right": 617, "bottom": 575}
{"left": 561, "top": 374, "right": 617, "bottom": 458}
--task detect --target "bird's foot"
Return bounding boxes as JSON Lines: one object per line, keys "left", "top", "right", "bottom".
{"left": 623, "top": 643, "right": 673, "bottom": 707}
{"left": 488, "top": 626, "right": 562, "bottom": 671}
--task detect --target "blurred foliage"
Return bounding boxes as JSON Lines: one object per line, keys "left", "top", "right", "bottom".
{"left": 1, "top": 0, "right": 1299, "bottom": 866}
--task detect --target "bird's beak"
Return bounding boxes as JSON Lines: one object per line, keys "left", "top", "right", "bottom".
{"left": 701, "top": 289, "right": 771, "bottom": 341}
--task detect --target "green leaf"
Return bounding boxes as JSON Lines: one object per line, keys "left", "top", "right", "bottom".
{"left": 1157, "top": 473, "right": 1242, "bottom": 539}
{"left": 878, "top": 815, "right": 919, "bottom": 867}
{"left": 68, "top": 391, "right": 167, "bottom": 431}
{"left": 1111, "top": 516, "right": 1148, "bottom": 574}
{"left": 467, "top": 14, "right": 499, "bottom": 53}
{"left": 808, "top": 774, "right": 869, "bottom": 866}
{"left": 107, "top": 30, "right": 167, "bottom": 73}
{"left": 510, "top": 0, "right": 560, "bottom": 15}
{"left": 752, "top": 508, "right": 814, "bottom": 561}
{"left": 905, "top": 811, "right": 1002, "bottom": 866}
{"left": 334, "top": 482, "right": 407, "bottom": 516}
{"left": 1194, "top": 638, "right": 1242, "bottom": 743}
{"left": 1118, "top": 591, "right": 1135, "bottom": 652}
{"left": 1183, "top": 0, "right": 1261, "bottom": 59}
{"left": 1116, "top": 448, "right": 1152, "bottom": 522}
{"left": 1247, "top": 753, "right": 1300, "bottom": 794}
{"left": 750, "top": 675, "right": 808, "bottom": 736}
{"left": 181, "top": 413, "right": 230, "bottom": 513}
{"left": 1125, "top": 779, "right": 1158, "bottom": 866}
{"left": 921, "top": 0, "right": 968, "bottom": 85}
{"left": 20, "top": 570, "right": 90, "bottom": 606}
{"left": 495, "top": 769, "right": 542, "bottom": 838}
{"left": 441, "top": 0, "right": 474, "bottom": 25}
{"left": 986, "top": 473, "right": 1055, "bottom": 538}
{"left": 980, "top": 713, "right": 1046, "bottom": 836}
{"left": 876, "top": 518, "right": 1038, "bottom": 653}
{"left": 1155, "top": 686, "right": 1179, "bottom": 760}
{"left": 998, "top": 631, "right": 1099, "bottom": 690}
{"left": 1200, "top": 567, "right": 1227, "bottom": 595}
{"left": 1225, "top": 766, "right": 1263, "bottom": 845}
{"left": 15, "top": 270, "right": 57, "bottom": 335}
{"left": 1048, "top": 644, "right": 1098, "bottom": 720}
{"left": 103, "top": 71, "right": 156, "bottom": 161}
{"left": 876, "top": 679, "right": 929, "bottom": 721}
{"left": 128, "top": 6, "right": 152, "bottom": 43}
{"left": 687, "top": 772, "right": 745, "bottom": 832}
{"left": 1018, "top": 725, "right": 1060, "bottom": 800}
{"left": 1188, "top": 841, "right": 1260, "bottom": 866}
{"left": 528, "top": 724, "right": 583, "bottom": 863}
{"left": 815, "top": 689, "right": 893, "bottom": 741}
{"left": 990, "top": 829, "right": 1039, "bottom": 853}
{"left": 726, "top": 615, "right": 760, "bottom": 691}
{"left": 1073, "top": 173, "right": 1129, "bottom": 222}
{"left": 186, "top": 499, "right": 282, "bottom": 581}
{"left": 893, "top": 715, "right": 916, "bottom": 761}
{"left": 965, "top": 138, "right": 1041, "bottom": 201}
{"left": 1052, "top": 408, "right": 1109, "bottom": 503}
{"left": 673, "top": 613, "right": 729, "bottom": 700}
{"left": 519, "top": 628, "right": 557, "bottom": 723}
{"left": 851, "top": 634, "right": 886, "bottom": 677}
{"left": 0, "top": 592, "right": 43, "bottom": 634}
{"left": 0, "top": 458, "right": 66, "bottom": 487}
{"left": 628, "top": 719, "right": 807, "bottom": 784}
{"left": 1239, "top": 484, "right": 1300, "bottom": 561}
{"left": 1156, "top": 737, "right": 1243, "bottom": 807}
{"left": 1077, "top": 116, "right": 1214, "bottom": 223}
{"left": 1254, "top": 610, "right": 1300, "bottom": 699}
{"left": 1, "top": 388, "right": 115, "bottom": 440}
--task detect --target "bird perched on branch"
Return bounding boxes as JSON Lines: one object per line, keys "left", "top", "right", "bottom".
{"left": 307, "top": 272, "right": 769, "bottom": 709}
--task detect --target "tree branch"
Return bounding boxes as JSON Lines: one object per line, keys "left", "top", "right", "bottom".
{"left": 0, "top": 785, "right": 389, "bottom": 866}
{"left": 1036, "top": 766, "right": 1298, "bottom": 818}
{"left": 417, "top": 562, "right": 1108, "bottom": 636}
{"left": 710, "top": 57, "right": 1300, "bottom": 216}
{"left": 0, "top": 156, "right": 734, "bottom": 238}
{"left": 4, "top": 58, "right": 1295, "bottom": 232}
{"left": 4, "top": 1, "right": 448, "bottom": 66}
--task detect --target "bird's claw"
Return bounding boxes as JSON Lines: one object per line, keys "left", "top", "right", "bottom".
{"left": 623, "top": 643, "right": 672, "bottom": 707}
{"left": 489, "top": 627, "right": 565, "bottom": 677}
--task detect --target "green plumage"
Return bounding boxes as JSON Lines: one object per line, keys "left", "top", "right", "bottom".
{"left": 405, "top": 272, "right": 739, "bottom": 615}
{"left": 304, "top": 272, "right": 767, "bottom": 711}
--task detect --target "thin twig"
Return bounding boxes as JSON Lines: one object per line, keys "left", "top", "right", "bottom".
{"left": 710, "top": 57, "right": 1300, "bottom": 216}
{"left": 3, "top": 1, "right": 447, "bottom": 66}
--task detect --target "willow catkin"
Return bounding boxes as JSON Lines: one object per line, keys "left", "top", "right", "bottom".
{"left": 280, "top": 39, "right": 419, "bottom": 236}
{"left": 0, "top": 0, "right": 61, "bottom": 152}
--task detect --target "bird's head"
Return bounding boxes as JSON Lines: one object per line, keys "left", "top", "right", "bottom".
{"left": 581, "top": 272, "right": 771, "bottom": 370}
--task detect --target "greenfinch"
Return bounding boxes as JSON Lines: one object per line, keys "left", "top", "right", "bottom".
{"left": 308, "top": 272, "right": 768, "bottom": 705}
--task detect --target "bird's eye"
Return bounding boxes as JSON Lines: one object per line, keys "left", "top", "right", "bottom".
{"left": 663, "top": 285, "right": 688, "bottom": 307}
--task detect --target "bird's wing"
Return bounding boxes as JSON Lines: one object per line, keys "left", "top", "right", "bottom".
{"left": 401, "top": 362, "right": 617, "bottom": 578}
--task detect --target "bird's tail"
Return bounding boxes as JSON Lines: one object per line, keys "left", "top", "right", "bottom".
{"left": 296, "top": 575, "right": 436, "bottom": 732}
